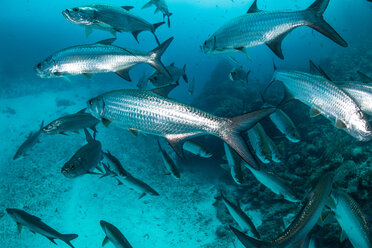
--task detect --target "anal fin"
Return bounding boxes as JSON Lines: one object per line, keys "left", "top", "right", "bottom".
{"left": 266, "top": 31, "right": 290, "bottom": 60}
{"left": 102, "top": 236, "right": 110, "bottom": 246}
{"left": 115, "top": 69, "right": 132, "bottom": 81}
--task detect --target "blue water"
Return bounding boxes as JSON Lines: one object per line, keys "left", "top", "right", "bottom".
{"left": 1, "top": 0, "right": 372, "bottom": 247}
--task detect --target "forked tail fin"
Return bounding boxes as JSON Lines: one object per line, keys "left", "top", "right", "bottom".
{"left": 60, "top": 234, "right": 78, "bottom": 248}
{"left": 219, "top": 107, "right": 276, "bottom": 170}
{"left": 148, "top": 37, "right": 174, "bottom": 79}
{"left": 304, "top": 0, "right": 348, "bottom": 47}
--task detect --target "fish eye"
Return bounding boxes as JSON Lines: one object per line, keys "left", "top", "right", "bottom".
{"left": 36, "top": 63, "right": 41, "bottom": 68}
{"left": 154, "top": 76, "right": 157, "bottom": 80}
{"left": 203, "top": 41, "right": 207, "bottom": 45}
{"left": 88, "top": 99, "right": 93, "bottom": 105}
{"left": 73, "top": 7, "right": 78, "bottom": 11}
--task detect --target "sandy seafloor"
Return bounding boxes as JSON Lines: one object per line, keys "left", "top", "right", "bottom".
{"left": 0, "top": 85, "right": 264, "bottom": 248}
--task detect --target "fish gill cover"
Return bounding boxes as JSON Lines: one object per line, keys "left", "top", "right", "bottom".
{"left": 0, "top": 0, "right": 372, "bottom": 247}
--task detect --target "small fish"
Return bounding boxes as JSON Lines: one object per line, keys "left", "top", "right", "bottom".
{"left": 188, "top": 77, "right": 195, "bottom": 95}
{"left": 328, "top": 190, "right": 372, "bottom": 248}
{"left": 136, "top": 73, "right": 148, "bottom": 90}
{"left": 61, "top": 129, "right": 102, "bottom": 178}
{"left": 221, "top": 193, "right": 260, "bottom": 239}
{"left": 102, "top": 151, "right": 159, "bottom": 198}
{"left": 157, "top": 140, "right": 180, "bottom": 179}
{"left": 270, "top": 69, "right": 372, "bottom": 141}
{"left": 100, "top": 220, "right": 132, "bottom": 248}
{"left": 230, "top": 174, "right": 333, "bottom": 247}
{"left": 244, "top": 163, "right": 299, "bottom": 203}
{"left": 148, "top": 63, "right": 188, "bottom": 87}
{"left": 223, "top": 142, "right": 244, "bottom": 185}
{"left": 62, "top": 5, "right": 164, "bottom": 44}
{"left": 35, "top": 37, "right": 173, "bottom": 81}
{"left": 269, "top": 109, "right": 300, "bottom": 143}
{"left": 247, "top": 123, "right": 272, "bottom": 164}
{"left": 43, "top": 109, "right": 99, "bottom": 136}
{"left": 182, "top": 141, "right": 212, "bottom": 158}
{"left": 142, "top": 0, "right": 172, "bottom": 28}
{"left": 6, "top": 208, "right": 78, "bottom": 248}
{"left": 87, "top": 88, "right": 276, "bottom": 170}
{"left": 202, "top": 0, "right": 347, "bottom": 59}
{"left": 229, "top": 66, "right": 250, "bottom": 84}
{"left": 13, "top": 121, "right": 44, "bottom": 160}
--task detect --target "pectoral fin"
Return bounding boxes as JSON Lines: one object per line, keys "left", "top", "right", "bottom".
{"left": 335, "top": 119, "right": 346, "bottom": 129}
{"left": 82, "top": 73, "right": 93, "bottom": 79}
{"left": 340, "top": 229, "right": 347, "bottom": 242}
{"left": 102, "top": 236, "right": 109, "bottom": 246}
{"left": 310, "top": 107, "right": 321, "bottom": 117}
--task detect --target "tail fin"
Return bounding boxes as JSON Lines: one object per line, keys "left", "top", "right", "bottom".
{"left": 148, "top": 37, "right": 173, "bottom": 79}
{"left": 230, "top": 226, "right": 267, "bottom": 248}
{"left": 182, "top": 64, "right": 189, "bottom": 83}
{"left": 219, "top": 107, "right": 276, "bottom": 170}
{"left": 60, "top": 234, "right": 78, "bottom": 248}
{"left": 304, "top": 0, "right": 348, "bottom": 47}
{"left": 151, "top": 22, "right": 165, "bottom": 45}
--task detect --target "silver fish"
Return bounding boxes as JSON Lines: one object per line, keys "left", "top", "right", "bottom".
{"left": 229, "top": 66, "right": 250, "bottom": 84}
{"left": 62, "top": 4, "right": 164, "bottom": 44}
{"left": 202, "top": 0, "right": 347, "bottom": 59}
{"left": 230, "top": 174, "right": 333, "bottom": 247}
{"left": 87, "top": 88, "right": 276, "bottom": 170}
{"left": 329, "top": 190, "right": 372, "bottom": 248}
{"left": 148, "top": 63, "right": 188, "bottom": 87}
{"left": 6, "top": 208, "right": 78, "bottom": 248}
{"left": 271, "top": 70, "right": 372, "bottom": 141}
{"left": 247, "top": 123, "right": 272, "bottom": 164}
{"left": 269, "top": 109, "right": 300, "bottom": 143}
{"left": 244, "top": 164, "right": 298, "bottom": 203}
{"left": 35, "top": 37, "right": 173, "bottom": 81}
{"left": 221, "top": 193, "right": 260, "bottom": 239}
{"left": 223, "top": 142, "right": 244, "bottom": 185}
{"left": 102, "top": 151, "right": 159, "bottom": 198}
{"left": 142, "top": 0, "right": 172, "bottom": 28}
{"left": 43, "top": 109, "right": 99, "bottom": 136}
{"left": 13, "top": 121, "right": 44, "bottom": 160}
{"left": 183, "top": 140, "right": 212, "bottom": 158}
{"left": 61, "top": 129, "right": 102, "bottom": 178}
{"left": 100, "top": 220, "right": 132, "bottom": 248}
{"left": 157, "top": 140, "right": 180, "bottom": 179}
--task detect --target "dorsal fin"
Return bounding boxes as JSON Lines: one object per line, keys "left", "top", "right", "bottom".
{"left": 96, "top": 38, "right": 116, "bottom": 45}
{"left": 247, "top": 0, "right": 261, "bottom": 13}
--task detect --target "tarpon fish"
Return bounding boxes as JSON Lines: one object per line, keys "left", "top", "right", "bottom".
{"left": 102, "top": 151, "right": 159, "bottom": 198}
{"left": 247, "top": 123, "right": 272, "bottom": 164}
{"left": 229, "top": 66, "right": 250, "bottom": 84}
{"left": 182, "top": 140, "right": 212, "bottom": 158}
{"left": 13, "top": 121, "right": 44, "bottom": 160}
{"left": 43, "top": 109, "right": 99, "bottom": 136}
{"left": 188, "top": 77, "right": 195, "bottom": 95}
{"left": 223, "top": 142, "right": 244, "bottom": 185}
{"left": 310, "top": 60, "right": 372, "bottom": 117}
{"left": 230, "top": 174, "right": 333, "bottom": 247}
{"left": 62, "top": 4, "right": 164, "bottom": 44}
{"left": 202, "top": 0, "right": 347, "bottom": 59}
{"left": 157, "top": 140, "right": 180, "bottom": 179}
{"left": 221, "top": 193, "right": 260, "bottom": 239}
{"left": 142, "top": 0, "right": 172, "bottom": 28}
{"left": 244, "top": 163, "right": 298, "bottom": 203}
{"left": 35, "top": 37, "right": 173, "bottom": 82}
{"left": 61, "top": 129, "right": 102, "bottom": 178}
{"left": 271, "top": 69, "right": 372, "bottom": 141}
{"left": 136, "top": 73, "right": 149, "bottom": 90}
{"left": 266, "top": 136, "right": 281, "bottom": 163}
{"left": 100, "top": 220, "right": 132, "bottom": 248}
{"left": 149, "top": 63, "right": 188, "bottom": 87}
{"left": 87, "top": 88, "right": 276, "bottom": 170}
{"left": 328, "top": 190, "right": 372, "bottom": 248}
{"left": 6, "top": 208, "right": 78, "bottom": 248}
{"left": 269, "top": 109, "right": 300, "bottom": 143}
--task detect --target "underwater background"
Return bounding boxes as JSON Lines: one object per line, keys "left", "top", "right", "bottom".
{"left": 1, "top": 0, "right": 372, "bottom": 247}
